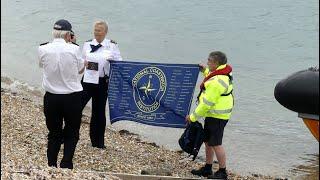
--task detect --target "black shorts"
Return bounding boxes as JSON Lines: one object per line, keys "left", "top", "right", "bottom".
{"left": 204, "top": 117, "right": 228, "bottom": 146}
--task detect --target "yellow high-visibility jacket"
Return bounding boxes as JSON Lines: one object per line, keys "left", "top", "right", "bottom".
{"left": 190, "top": 64, "right": 234, "bottom": 122}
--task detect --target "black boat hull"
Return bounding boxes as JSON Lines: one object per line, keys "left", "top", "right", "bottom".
{"left": 274, "top": 69, "right": 319, "bottom": 115}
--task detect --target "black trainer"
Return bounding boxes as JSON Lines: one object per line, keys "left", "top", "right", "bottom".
{"left": 207, "top": 169, "right": 228, "bottom": 179}
{"left": 191, "top": 166, "right": 213, "bottom": 177}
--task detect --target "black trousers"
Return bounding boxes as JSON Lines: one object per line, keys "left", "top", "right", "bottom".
{"left": 81, "top": 77, "right": 108, "bottom": 147}
{"left": 43, "top": 91, "right": 82, "bottom": 169}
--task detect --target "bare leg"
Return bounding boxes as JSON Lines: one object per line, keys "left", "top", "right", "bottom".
{"left": 205, "top": 142, "right": 215, "bottom": 164}
{"left": 191, "top": 142, "right": 215, "bottom": 177}
{"left": 213, "top": 145, "right": 226, "bottom": 168}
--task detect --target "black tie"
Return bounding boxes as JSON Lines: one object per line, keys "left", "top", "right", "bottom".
{"left": 90, "top": 44, "right": 102, "bottom": 53}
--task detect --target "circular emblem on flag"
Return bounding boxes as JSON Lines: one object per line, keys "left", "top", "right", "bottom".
{"left": 132, "top": 67, "right": 167, "bottom": 113}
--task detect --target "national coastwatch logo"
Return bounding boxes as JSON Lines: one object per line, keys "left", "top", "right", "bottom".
{"left": 132, "top": 67, "right": 167, "bottom": 113}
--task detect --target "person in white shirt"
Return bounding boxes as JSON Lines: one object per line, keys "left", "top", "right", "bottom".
{"left": 81, "top": 20, "right": 122, "bottom": 149}
{"left": 38, "top": 19, "right": 86, "bottom": 169}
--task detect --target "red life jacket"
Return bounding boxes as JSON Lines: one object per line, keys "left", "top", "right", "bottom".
{"left": 197, "top": 64, "right": 233, "bottom": 101}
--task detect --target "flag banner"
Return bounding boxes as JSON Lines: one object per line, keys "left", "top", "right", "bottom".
{"left": 108, "top": 60, "right": 199, "bottom": 128}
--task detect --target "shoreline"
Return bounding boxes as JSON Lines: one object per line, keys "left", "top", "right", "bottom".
{"left": 0, "top": 77, "right": 279, "bottom": 180}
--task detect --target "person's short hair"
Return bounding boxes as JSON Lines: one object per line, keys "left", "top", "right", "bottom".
{"left": 52, "top": 29, "right": 70, "bottom": 39}
{"left": 94, "top": 20, "right": 108, "bottom": 33}
{"left": 209, "top": 51, "right": 227, "bottom": 65}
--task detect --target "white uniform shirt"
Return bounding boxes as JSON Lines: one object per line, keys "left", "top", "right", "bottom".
{"left": 38, "top": 38, "right": 84, "bottom": 94}
{"left": 82, "top": 38, "right": 122, "bottom": 78}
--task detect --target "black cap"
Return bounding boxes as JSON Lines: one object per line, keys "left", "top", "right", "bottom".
{"left": 53, "top": 19, "right": 72, "bottom": 31}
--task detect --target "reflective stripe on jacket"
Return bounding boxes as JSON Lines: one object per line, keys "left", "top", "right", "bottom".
{"left": 190, "top": 64, "right": 234, "bottom": 122}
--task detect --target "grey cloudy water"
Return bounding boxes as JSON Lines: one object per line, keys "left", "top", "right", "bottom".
{"left": 1, "top": 0, "right": 319, "bottom": 177}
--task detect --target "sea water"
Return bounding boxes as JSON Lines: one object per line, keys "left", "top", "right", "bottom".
{"left": 1, "top": 0, "right": 319, "bottom": 177}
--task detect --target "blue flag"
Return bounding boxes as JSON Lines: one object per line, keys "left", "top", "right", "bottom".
{"left": 108, "top": 60, "right": 199, "bottom": 128}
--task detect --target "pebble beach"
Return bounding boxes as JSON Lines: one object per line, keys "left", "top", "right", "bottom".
{"left": 0, "top": 77, "right": 299, "bottom": 180}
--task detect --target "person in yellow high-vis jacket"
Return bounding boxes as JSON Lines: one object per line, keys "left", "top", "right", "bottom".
{"left": 186, "top": 51, "right": 233, "bottom": 180}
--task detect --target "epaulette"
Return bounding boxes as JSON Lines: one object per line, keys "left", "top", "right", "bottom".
{"left": 86, "top": 39, "right": 93, "bottom": 42}
{"left": 71, "top": 42, "right": 79, "bottom": 46}
{"left": 110, "top": 39, "right": 117, "bottom": 44}
{"left": 40, "top": 42, "right": 49, "bottom": 46}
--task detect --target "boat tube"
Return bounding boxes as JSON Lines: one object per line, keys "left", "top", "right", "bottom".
{"left": 274, "top": 67, "right": 319, "bottom": 141}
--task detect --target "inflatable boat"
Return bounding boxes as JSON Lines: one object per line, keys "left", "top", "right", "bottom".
{"left": 274, "top": 67, "right": 319, "bottom": 141}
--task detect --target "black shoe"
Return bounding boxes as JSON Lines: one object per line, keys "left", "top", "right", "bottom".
{"left": 207, "top": 169, "right": 227, "bottom": 179}
{"left": 60, "top": 161, "right": 73, "bottom": 169}
{"left": 97, "top": 145, "right": 106, "bottom": 149}
{"left": 92, "top": 144, "right": 106, "bottom": 149}
{"left": 191, "top": 166, "right": 213, "bottom": 177}
{"left": 48, "top": 163, "right": 57, "bottom": 168}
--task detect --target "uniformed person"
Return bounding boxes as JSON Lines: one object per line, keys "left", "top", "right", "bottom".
{"left": 186, "top": 51, "right": 233, "bottom": 179}
{"left": 81, "top": 20, "right": 122, "bottom": 149}
{"left": 38, "top": 19, "right": 85, "bottom": 169}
